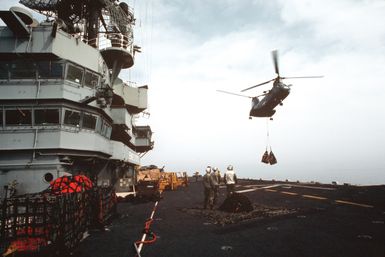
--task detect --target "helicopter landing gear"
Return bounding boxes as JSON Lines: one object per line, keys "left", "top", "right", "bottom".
{"left": 269, "top": 117, "right": 273, "bottom": 121}
{"left": 279, "top": 102, "right": 283, "bottom": 106}
{"left": 249, "top": 116, "right": 252, "bottom": 120}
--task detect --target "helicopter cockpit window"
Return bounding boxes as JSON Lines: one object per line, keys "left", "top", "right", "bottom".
{"left": 37, "top": 61, "right": 63, "bottom": 78}
{"left": 66, "top": 64, "right": 84, "bottom": 84}
{"left": 84, "top": 71, "right": 99, "bottom": 88}
{"left": 0, "top": 62, "right": 8, "bottom": 80}
{"left": 35, "top": 109, "right": 60, "bottom": 125}
{"left": 82, "top": 113, "right": 97, "bottom": 130}
{"left": 64, "top": 110, "right": 80, "bottom": 127}
{"left": 10, "top": 61, "right": 36, "bottom": 79}
{"left": 6, "top": 109, "right": 32, "bottom": 126}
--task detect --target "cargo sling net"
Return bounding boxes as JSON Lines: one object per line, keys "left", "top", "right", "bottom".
{"left": 0, "top": 175, "right": 100, "bottom": 255}
{"left": 0, "top": 190, "right": 91, "bottom": 254}
{"left": 261, "top": 118, "right": 277, "bottom": 165}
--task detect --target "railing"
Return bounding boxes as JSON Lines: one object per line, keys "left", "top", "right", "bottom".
{"left": 81, "top": 32, "right": 133, "bottom": 52}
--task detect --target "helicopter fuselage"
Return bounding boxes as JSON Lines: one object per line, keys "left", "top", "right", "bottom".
{"left": 249, "top": 83, "right": 290, "bottom": 117}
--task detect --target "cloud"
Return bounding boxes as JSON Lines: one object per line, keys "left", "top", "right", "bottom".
{"left": 138, "top": 0, "right": 385, "bottom": 184}
{"left": 278, "top": 0, "right": 385, "bottom": 51}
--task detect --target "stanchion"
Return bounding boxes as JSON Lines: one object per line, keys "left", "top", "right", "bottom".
{"left": 133, "top": 200, "right": 159, "bottom": 257}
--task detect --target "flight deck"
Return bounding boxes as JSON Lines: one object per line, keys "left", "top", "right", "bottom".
{"left": 76, "top": 178, "right": 385, "bottom": 257}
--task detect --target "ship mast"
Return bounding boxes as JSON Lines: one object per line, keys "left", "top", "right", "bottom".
{"left": 20, "top": 0, "right": 136, "bottom": 89}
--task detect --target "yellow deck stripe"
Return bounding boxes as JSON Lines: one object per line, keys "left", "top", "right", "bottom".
{"left": 302, "top": 194, "right": 327, "bottom": 200}
{"left": 265, "top": 189, "right": 277, "bottom": 192}
{"left": 280, "top": 191, "right": 298, "bottom": 196}
{"left": 335, "top": 200, "right": 373, "bottom": 208}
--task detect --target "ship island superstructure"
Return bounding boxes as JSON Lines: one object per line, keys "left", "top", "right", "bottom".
{"left": 0, "top": 0, "right": 153, "bottom": 198}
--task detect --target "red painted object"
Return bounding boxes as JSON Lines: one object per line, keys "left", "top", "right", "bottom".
{"left": 50, "top": 175, "right": 93, "bottom": 193}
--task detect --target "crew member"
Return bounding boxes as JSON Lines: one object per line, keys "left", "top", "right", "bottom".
{"left": 194, "top": 171, "right": 200, "bottom": 182}
{"left": 224, "top": 165, "right": 237, "bottom": 197}
{"left": 202, "top": 166, "right": 214, "bottom": 209}
{"left": 211, "top": 167, "right": 221, "bottom": 204}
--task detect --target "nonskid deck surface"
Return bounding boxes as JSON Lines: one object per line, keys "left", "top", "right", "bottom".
{"left": 76, "top": 179, "right": 385, "bottom": 257}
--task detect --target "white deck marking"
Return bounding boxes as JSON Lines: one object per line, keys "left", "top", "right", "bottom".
{"left": 235, "top": 184, "right": 281, "bottom": 194}
{"left": 236, "top": 188, "right": 260, "bottom": 193}
{"left": 236, "top": 183, "right": 374, "bottom": 208}
{"left": 239, "top": 183, "right": 335, "bottom": 191}
{"left": 335, "top": 200, "right": 373, "bottom": 208}
{"left": 282, "top": 184, "right": 336, "bottom": 191}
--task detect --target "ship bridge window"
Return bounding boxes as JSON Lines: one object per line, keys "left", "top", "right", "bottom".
{"left": 10, "top": 61, "right": 36, "bottom": 79}
{"left": 6, "top": 109, "right": 32, "bottom": 126}
{"left": 35, "top": 109, "right": 60, "bottom": 125}
{"left": 82, "top": 113, "right": 97, "bottom": 130}
{"left": 100, "top": 119, "right": 112, "bottom": 138}
{"left": 106, "top": 124, "right": 112, "bottom": 138}
{"left": 37, "top": 61, "right": 63, "bottom": 78}
{"left": 64, "top": 110, "right": 80, "bottom": 126}
{"left": 84, "top": 71, "right": 99, "bottom": 88}
{"left": 96, "top": 117, "right": 102, "bottom": 132}
{"left": 0, "top": 62, "right": 9, "bottom": 80}
{"left": 137, "top": 130, "right": 148, "bottom": 138}
{"left": 66, "top": 64, "right": 84, "bottom": 84}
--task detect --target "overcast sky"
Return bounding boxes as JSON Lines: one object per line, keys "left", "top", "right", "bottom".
{"left": 2, "top": 0, "right": 384, "bottom": 185}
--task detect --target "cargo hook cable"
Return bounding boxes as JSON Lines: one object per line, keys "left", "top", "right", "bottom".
{"left": 133, "top": 200, "right": 159, "bottom": 257}
{"left": 263, "top": 118, "right": 278, "bottom": 165}
{"left": 266, "top": 118, "right": 271, "bottom": 151}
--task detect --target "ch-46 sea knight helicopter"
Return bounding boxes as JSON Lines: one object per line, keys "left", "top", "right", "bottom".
{"left": 218, "top": 50, "right": 323, "bottom": 119}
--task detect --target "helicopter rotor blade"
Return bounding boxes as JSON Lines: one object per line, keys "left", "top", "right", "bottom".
{"left": 256, "top": 92, "right": 268, "bottom": 97}
{"left": 216, "top": 90, "right": 252, "bottom": 98}
{"left": 272, "top": 50, "right": 279, "bottom": 76}
{"left": 281, "top": 76, "right": 324, "bottom": 79}
{"left": 240, "top": 78, "right": 275, "bottom": 92}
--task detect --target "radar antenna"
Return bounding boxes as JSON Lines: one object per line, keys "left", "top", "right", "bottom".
{"left": 19, "top": 0, "right": 134, "bottom": 48}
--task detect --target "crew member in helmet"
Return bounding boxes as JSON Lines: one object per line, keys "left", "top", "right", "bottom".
{"left": 224, "top": 165, "right": 237, "bottom": 197}
{"left": 202, "top": 166, "right": 214, "bottom": 209}
{"left": 211, "top": 167, "right": 221, "bottom": 204}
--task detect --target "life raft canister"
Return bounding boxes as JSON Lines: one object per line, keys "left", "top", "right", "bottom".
{"left": 50, "top": 175, "right": 93, "bottom": 194}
